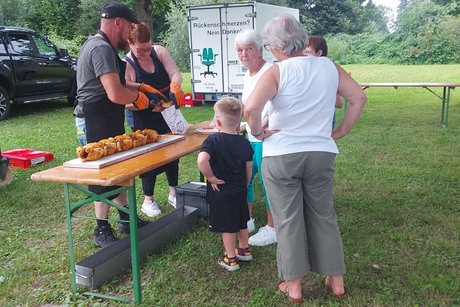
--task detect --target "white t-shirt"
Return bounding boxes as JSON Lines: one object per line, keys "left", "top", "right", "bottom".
{"left": 242, "top": 62, "right": 273, "bottom": 143}
{"left": 263, "top": 56, "right": 339, "bottom": 157}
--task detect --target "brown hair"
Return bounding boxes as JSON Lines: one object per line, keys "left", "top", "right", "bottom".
{"left": 214, "top": 97, "right": 243, "bottom": 128}
{"left": 307, "top": 36, "right": 328, "bottom": 57}
{"left": 128, "top": 22, "right": 151, "bottom": 44}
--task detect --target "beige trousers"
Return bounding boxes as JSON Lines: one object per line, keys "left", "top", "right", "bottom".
{"left": 262, "top": 151, "right": 345, "bottom": 280}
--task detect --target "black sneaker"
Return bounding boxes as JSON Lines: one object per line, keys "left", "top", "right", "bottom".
{"left": 93, "top": 224, "right": 118, "bottom": 248}
{"left": 118, "top": 217, "right": 149, "bottom": 234}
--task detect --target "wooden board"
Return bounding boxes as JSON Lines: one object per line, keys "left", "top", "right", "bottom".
{"left": 63, "top": 135, "right": 185, "bottom": 169}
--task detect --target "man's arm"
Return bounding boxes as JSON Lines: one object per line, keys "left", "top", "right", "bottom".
{"left": 99, "top": 72, "right": 138, "bottom": 105}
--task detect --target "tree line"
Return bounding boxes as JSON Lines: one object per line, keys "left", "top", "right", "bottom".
{"left": 1, "top": 0, "right": 459, "bottom": 69}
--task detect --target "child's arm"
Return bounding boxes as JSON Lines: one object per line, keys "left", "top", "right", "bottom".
{"left": 197, "top": 152, "right": 225, "bottom": 191}
{"left": 246, "top": 161, "right": 253, "bottom": 187}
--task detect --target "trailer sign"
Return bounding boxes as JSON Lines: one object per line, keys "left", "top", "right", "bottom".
{"left": 187, "top": 2, "right": 299, "bottom": 102}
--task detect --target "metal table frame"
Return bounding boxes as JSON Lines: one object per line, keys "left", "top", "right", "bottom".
{"left": 31, "top": 125, "right": 209, "bottom": 304}
{"left": 344, "top": 82, "right": 459, "bottom": 128}
{"left": 64, "top": 181, "right": 141, "bottom": 303}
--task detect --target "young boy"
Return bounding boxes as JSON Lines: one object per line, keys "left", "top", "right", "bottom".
{"left": 197, "top": 97, "right": 254, "bottom": 271}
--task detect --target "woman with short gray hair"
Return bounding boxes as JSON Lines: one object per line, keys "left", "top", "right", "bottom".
{"left": 234, "top": 28, "right": 264, "bottom": 50}
{"left": 263, "top": 14, "right": 307, "bottom": 56}
{"left": 245, "top": 15, "right": 366, "bottom": 303}
{"left": 234, "top": 29, "right": 277, "bottom": 247}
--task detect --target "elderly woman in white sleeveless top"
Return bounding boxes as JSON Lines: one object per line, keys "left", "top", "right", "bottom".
{"left": 244, "top": 15, "right": 366, "bottom": 303}
{"left": 234, "top": 29, "right": 276, "bottom": 247}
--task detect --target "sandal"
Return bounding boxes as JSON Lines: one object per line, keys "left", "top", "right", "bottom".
{"left": 322, "top": 276, "right": 347, "bottom": 299}
{"left": 235, "top": 247, "right": 253, "bottom": 261}
{"left": 218, "top": 254, "right": 240, "bottom": 271}
{"left": 278, "top": 280, "right": 304, "bottom": 304}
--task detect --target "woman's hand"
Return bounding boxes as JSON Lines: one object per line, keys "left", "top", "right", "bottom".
{"left": 253, "top": 128, "right": 280, "bottom": 141}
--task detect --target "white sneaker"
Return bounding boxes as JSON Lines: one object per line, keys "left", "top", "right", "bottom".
{"left": 247, "top": 218, "right": 256, "bottom": 233}
{"left": 249, "top": 225, "right": 277, "bottom": 246}
{"left": 141, "top": 200, "right": 161, "bottom": 217}
{"left": 168, "top": 194, "right": 176, "bottom": 208}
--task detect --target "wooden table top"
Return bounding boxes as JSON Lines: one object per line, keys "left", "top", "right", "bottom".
{"left": 31, "top": 122, "right": 211, "bottom": 186}
{"left": 359, "top": 82, "right": 460, "bottom": 89}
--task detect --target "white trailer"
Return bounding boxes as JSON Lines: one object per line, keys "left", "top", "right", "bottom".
{"left": 187, "top": 2, "right": 299, "bottom": 103}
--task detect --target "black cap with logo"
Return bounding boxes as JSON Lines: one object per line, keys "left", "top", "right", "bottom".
{"left": 101, "top": 2, "right": 140, "bottom": 24}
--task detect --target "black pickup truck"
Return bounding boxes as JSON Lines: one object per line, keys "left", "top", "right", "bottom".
{"left": 0, "top": 26, "right": 77, "bottom": 120}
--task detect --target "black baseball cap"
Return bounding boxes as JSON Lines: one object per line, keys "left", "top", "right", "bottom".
{"left": 101, "top": 2, "right": 140, "bottom": 24}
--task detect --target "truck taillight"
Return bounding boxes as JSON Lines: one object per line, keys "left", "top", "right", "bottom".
{"left": 194, "top": 93, "right": 205, "bottom": 100}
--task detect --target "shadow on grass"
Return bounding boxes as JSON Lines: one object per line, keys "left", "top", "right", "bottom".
{"left": 8, "top": 99, "right": 72, "bottom": 120}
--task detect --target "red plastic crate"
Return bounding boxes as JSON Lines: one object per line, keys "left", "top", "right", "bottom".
{"left": 182, "top": 93, "right": 194, "bottom": 107}
{"left": 181, "top": 93, "right": 203, "bottom": 107}
{"left": 1, "top": 149, "right": 54, "bottom": 168}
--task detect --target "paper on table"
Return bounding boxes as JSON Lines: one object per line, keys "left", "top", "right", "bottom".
{"left": 196, "top": 128, "right": 219, "bottom": 134}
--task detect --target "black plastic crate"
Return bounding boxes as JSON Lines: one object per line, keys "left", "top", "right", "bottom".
{"left": 176, "top": 182, "right": 209, "bottom": 217}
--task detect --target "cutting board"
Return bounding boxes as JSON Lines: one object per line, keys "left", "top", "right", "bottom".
{"left": 63, "top": 135, "right": 185, "bottom": 169}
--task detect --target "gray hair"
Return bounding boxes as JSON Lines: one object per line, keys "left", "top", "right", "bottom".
{"left": 263, "top": 15, "right": 308, "bottom": 56}
{"left": 234, "top": 28, "right": 264, "bottom": 49}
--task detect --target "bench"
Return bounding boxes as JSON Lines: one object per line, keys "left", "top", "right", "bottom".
{"left": 350, "top": 82, "right": 460, "bottom": 127}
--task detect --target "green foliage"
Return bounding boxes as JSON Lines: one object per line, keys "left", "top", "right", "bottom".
{"left": 394, "top": 0, "right": 460, "bottom": 64}
{"left": 0, "top": 0, "right": 28, "bottom": 27}
{"left": 303, "top": 0, "right": 365, "bottom": 35}
{"left": 20, "top": 0, "right": 81, "bottom": 39}
{"left": 323, "top": 1, "right": 460, "bottom": 65}
{"left": 75, "top": 0, "right": 108, "bottom": 37}
{"left": 359, "top": 0, "right": 391, "bottom": 33}
{"left": 46, "top": 32, "right": 87, "bottom": 57}
{"left": 159, "top": 1, "right": 189, "bottom": 71}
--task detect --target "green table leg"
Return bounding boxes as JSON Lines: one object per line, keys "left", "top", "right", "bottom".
{"left": 127, "top": 184, "right": 142, "bottom": 304}
{"left": 441, "top": 87, "right": 450, "bottom": 128}
{"left": 63, "top": 183, "right": 77, "bottom": 294}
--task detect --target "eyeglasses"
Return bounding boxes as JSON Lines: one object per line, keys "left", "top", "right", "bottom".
{"left": 133, "top": 46, "right": 151, "bottom": 54}
{"left": 263, "top": 43, "right": 271, "bottom": 51}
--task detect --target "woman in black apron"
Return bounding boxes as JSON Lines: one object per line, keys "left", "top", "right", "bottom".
{"left": 125, "top": 23, "right": 186, "bottom": 217}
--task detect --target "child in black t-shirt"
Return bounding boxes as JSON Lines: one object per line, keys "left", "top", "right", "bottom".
{"left": 197, "top": 97, "right": 254, "bottom": 271}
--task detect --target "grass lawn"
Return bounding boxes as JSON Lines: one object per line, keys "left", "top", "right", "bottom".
{"left": 0, "top": 64, "right": 459, "bottom": 306}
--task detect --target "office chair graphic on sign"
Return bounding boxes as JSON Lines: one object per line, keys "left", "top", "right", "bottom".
{"left": 198, "top": 48, "right": 218, "bottom": 78}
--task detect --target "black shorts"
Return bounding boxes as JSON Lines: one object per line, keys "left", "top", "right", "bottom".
{"left": 88, "top": 185, "right": 121, "bottom": 200}
{"left": 208, "top": 200, "right": 250, "bottom": 233}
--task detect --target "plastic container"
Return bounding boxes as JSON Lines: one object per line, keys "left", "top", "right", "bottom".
{"left": 1, "top": 148, "right": 54, "bottom": 168}
{"left": 182, "top": 93, "right": 194, "bottom": 107}
{"left": 176, "top": 182, "right": 209, "bottom": 217}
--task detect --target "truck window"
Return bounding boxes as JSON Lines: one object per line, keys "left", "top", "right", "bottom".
{"left": 8, "top": 33, "right": 34, "bottom": 55}
{"left": 33, "top": 35, "right": 57, "bottom": 57}
{"left": 0, "top": 37, "right": 6, "bottom": 54}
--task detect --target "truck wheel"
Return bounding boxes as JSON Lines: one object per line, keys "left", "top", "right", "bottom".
{"left": 0, "top": 86, "right": 11, "bottom": 121}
